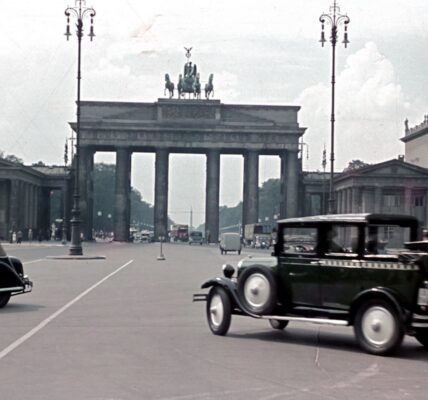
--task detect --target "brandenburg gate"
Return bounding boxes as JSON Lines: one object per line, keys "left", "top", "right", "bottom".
{"left": 73, "top": 98, "right": 306, "bottom": 242}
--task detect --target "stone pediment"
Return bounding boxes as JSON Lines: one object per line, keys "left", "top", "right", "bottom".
{"left": 358, "top": 160, "right": 427, "bottom": 177}
{"left": 337, "top": 159, "right": 428, "bottom": 184}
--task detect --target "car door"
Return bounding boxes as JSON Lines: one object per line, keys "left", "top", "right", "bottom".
{"left": 318, "top": 224, "right": 362, "bottom": 311}
{"left": 277, "top": 225, "right": 322, "bottom": 308}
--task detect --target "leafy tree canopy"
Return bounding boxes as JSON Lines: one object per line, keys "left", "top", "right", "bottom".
{"left": 343, "top": 159, "right": 369, "bottom": 172}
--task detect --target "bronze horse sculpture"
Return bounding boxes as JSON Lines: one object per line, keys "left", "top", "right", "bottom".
{"left": 204, "top": 74, "right": 214, "bottom": 99}
{"left": 164, "top": 74, "right": 174, "bottom": 98}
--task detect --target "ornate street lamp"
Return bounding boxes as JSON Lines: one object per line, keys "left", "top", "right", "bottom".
{"left": 64, "top": 0, "right": 96, "bottom": 255}
{"left": 319, "top": 0, "right": 350, "bottom": 214}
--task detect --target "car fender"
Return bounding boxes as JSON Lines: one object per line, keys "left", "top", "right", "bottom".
{"left": 0, "top": 260, "right": 24, "bottom": 289}
{"left": 349, "top": 287, "right": 409, "bottom": 324}
{"left": 8, "top": 256, "right": 24, "bottom": 276}
{"left": 201, "top": 277, "right": 260, "bottom": 317}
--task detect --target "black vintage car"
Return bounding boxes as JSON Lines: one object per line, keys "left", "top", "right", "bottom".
{"left": 194, "top": 214, "right": 428, "bottom": 355}
{"left": 0, "top": 243, "right": 33, "bottom": 308}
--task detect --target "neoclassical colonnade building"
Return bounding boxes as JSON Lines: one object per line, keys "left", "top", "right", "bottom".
{"left": 73, "top": 99, "right": 306, "bottom": 242}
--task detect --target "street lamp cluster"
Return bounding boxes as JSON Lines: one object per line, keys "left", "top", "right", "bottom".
{"left": 319, "top": 0, "right": 350, "bottom": 214}
{"left": 64, "top": 0, "right": 96, "bottom": 255}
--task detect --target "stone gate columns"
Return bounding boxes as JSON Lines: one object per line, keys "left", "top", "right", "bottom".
{"left": 243, "top": 150, "right": 259, "bottom": 227}
{"left": 154, "top": 148, "right": 169, "bottom": 240}
{"left": 79, "top": 146, "right": 95, "bottom": 240}
{"left": 114, "top": 148, "right": 132, "bottom": 242}
{"left": 280, "top": 150, "right": 299, "bottom": 218}
{"left": 205, "top": 149, "right": 220, "bottom": 243}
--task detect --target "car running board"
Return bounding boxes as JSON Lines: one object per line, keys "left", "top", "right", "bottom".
{"left": 258, "top": 315, "right": 349, "bottom": 326}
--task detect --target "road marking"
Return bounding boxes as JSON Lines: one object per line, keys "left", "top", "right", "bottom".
{"left": 24, "top": 259, "right": 45, "bottom": 264}
{"left": 0, "top": 259, "right": 134, "bottom": 361}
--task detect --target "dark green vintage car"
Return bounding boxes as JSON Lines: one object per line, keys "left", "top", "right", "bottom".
{"left": 194, "top": 214, "right": 428, "bottom": 355}
{"left": 0, "top": 243, "right": 33, "bottom": 308}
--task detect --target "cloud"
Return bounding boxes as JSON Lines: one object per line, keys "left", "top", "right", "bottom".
{"left": 296, "top": 41, "right": 417, "bottom": 171}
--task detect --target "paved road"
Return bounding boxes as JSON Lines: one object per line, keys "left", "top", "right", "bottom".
{"left": 1, "top": 242, "right": 428, "bottom": 399}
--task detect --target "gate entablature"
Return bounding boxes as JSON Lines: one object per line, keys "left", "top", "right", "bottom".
{"left": 76, "top": 99, "right": 306, "bottom": 154}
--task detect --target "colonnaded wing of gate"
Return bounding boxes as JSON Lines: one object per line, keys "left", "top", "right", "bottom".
{"left": 70, "top": 99, "right": 306, "bottom": 242}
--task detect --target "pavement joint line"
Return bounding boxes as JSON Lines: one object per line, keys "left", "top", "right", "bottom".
{"left": 0, "top": 258, "right": 134, "bottom": 361}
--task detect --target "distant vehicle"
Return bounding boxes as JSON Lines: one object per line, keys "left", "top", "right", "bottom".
{"left": 219, "top": 232, "right": 241, "bottom": 255}
{"left": 254, "top": 234, "right": 271, "bottom": 249}
{"left": 140, "top": 231, "right": 152, "bottom": 243}
{"left": 195, "top": 213, "right": 428, "bottom": 355}
{"left": 170, "top": 224, "right": 189, "bottom": 242}
{"left": 244, "top": 223, "right": 272, "bottom": 247}
{"left": 189, "top": 231, "right": 203, "bottom": 245}
{"left": 0, "top": 243, "right": 33, "bottom": 308}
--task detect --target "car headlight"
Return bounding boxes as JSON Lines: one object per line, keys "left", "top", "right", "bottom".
{"left": 222, "top": 264, "right": 235, "bottom": 279}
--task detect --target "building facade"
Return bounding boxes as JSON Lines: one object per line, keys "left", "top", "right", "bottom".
{"left": 401, "top": 116, "right": 428, "bottom": 168}
{"left": 0, "top": 159, "right": 70, "bottom": 241}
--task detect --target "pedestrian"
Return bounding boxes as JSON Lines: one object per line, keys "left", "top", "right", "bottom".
{"left": 28, "top": 228, "right": 33, "bottom": 242}
{"left": 17, "top": 230, "right": 23, "bottom": 244}
{"left": 423, "top": 229, "right": 428, "bottom": 241}
{"left": 12, "top": 231, "right": 16, "bottom": 243}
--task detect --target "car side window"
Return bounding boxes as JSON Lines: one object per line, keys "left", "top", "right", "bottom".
{"left": 325, "top": 225, "right": 359, "bottom": 256}
{"left": 282, "top": 227, "right": 317, "bottom": 256}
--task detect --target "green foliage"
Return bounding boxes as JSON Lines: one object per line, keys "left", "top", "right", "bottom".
{"left": 0, "top": 150, "right": 24, "bottom": 164}
{"left": 343, "top": 159, "right": 369, "bottom": 172}
{"left": 219, "top": 203, "right": 243, "bottom": 229}
{"left": 258, "top": 178, "right": 281, "bottom": 223}
{"left": 93, "top": 163, "right": 153, "bottom": 231}
{"left": 198, "top": 178, "right": 281, "bottom": 232}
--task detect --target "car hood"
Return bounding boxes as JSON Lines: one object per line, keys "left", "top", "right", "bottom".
{"left": 237, "top": 256, "right": 277, "bottom": 269}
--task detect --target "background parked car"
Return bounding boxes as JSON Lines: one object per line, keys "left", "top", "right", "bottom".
{"left": 189, "top": 231, "right": 204, "bottom": 245}
{"left": 219, "top": 232, "right": 241, "bottom": 255}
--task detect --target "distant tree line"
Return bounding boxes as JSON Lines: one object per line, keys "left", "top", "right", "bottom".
{"left": 93, "top": 163, "right": 154, "bottom": 231}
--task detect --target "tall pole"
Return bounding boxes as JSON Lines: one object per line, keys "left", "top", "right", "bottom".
{"left": 65, "top": 0, "right": 96, "bottom": 255}
{"left": 319, "top": 0, "right": 349, "bottom": 214}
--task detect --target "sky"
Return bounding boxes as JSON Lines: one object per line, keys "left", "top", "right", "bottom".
{"left": 1, "top": 0, "right": 428, "bottom": 226}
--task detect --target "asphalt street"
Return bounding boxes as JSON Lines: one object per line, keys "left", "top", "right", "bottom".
{"left": 1, "top": 241, "right": 428, "bottom": 399}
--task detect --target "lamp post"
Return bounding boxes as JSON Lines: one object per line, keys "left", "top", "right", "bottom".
{"left": 64, "top": 0, "right": 96, "bottom": 255}
{"left": 319, "top": 0, "right": 349, "bottom": 214}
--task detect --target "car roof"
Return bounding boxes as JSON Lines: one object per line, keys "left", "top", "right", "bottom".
{"left": 277, "top": 213, "right": 419, "bottom": 226}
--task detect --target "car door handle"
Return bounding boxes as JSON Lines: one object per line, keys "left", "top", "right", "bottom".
{"left": 310, "top": 260, "right": 326, "bottom": 265}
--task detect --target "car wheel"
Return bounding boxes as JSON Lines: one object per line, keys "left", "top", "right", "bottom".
{"left": 414, "top": 329, "right": 428, "bottom": 349}
{"left": 206, "top": 286, "right": 232, "bottom": 336}
{"left": 237, "top": 266, "right": 277, "bottom": 315}
{"left": 0, "top": 293, "right": 11, "bottom": 308}
{"left": 354, "top": 299, "right": 404, "bottom": 355}
{"left": 238, "top": 250, "right": 241, "bottom": 255}
{"left": 269, "top": 319, "right": 288, "bottom": 330}
{"left": 220, "top": 249, "right": 224, "bottom": 254}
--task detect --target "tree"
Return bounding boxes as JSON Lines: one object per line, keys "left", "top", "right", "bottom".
{"left": 93, "top": 163, "right": 154, "bottom": 231}
{"left": 258, "top": 178, "right": 281, "bottom": 223}
{"left": 0, "top": 150, "right": 24, "bottom": 164}
{"left": 343, "top": 159, "right": 369, "bottom": 172}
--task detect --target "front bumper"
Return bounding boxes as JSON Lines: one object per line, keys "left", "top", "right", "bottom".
{"left": 411, "top": 312, "right": 428, "bottom": 328}
{"left": 10, "top": 275, "right": 33, "bottom": 296}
